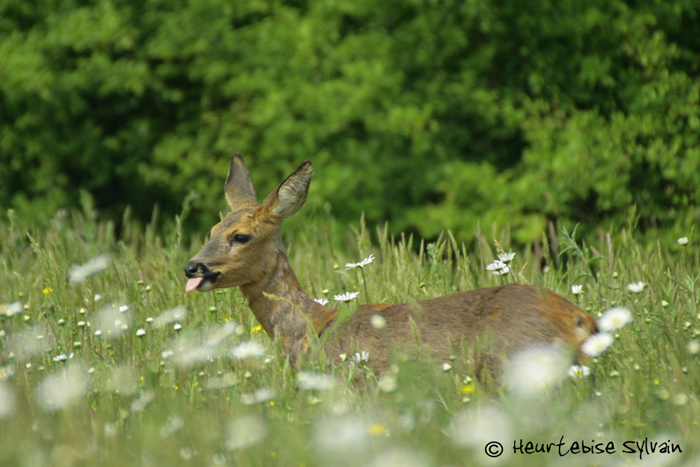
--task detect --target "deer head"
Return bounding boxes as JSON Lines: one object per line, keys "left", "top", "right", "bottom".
{"left": 183, "top": 154, "right": 314, "bottom": 293}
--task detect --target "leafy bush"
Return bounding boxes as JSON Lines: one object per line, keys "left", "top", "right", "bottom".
{"left": 1, "top": 0, "right": 698, "bottom": 243}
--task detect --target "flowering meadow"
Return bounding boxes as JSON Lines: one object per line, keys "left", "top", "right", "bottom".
{"left": 0, "top": 208, "right": 699, "bottom": 467}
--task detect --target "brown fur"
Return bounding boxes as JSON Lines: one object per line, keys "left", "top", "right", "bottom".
{"left": 184, "top": 155, "right": 598, "bottom": 373}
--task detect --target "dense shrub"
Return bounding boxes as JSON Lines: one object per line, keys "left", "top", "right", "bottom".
{"left": 1, "top": 0, "right": 698, "bottom": 243}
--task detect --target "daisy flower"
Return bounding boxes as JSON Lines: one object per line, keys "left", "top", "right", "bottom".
{"left": 353, "top": 351, "right": 369, "bottom": 364}
{"left": 230, "top": 341, "right": 266, "bottom": 360}
{"left": 597, "top": 307, "right": 632, "bottom": 332}
{"left": 69, "top": 255, "right": 111, "bottom": 284}
{"left": 35, "top": 363, "right": 88, "bottom": 412}
{"left": 567, "top": 365, "right": 591, "bottom": 378}
{"left": 1, "top": 302, "right": 23, "bottom": 317}
{"left": 377, "top": 374, "right": 397, "bottom": 393}
{"left": 370, "top": 314, "right": 386, "bottom": 329}
{"left": 313, "top": 298, "right": 329, "bottom": 306}
{"left": 225, "top": 415, "right": 268, "bottom": 451}
{"left": 151, "top": 305, "right": 188, "bottom": 329}
{"left": 486, "top": 260, "right": 506, "bottom": 271}
{"left": 345, "top": 254, "right": 375, "bottom": 270}
{"left": 677, "top": 237, "right": 689, "bottom": 246}
{"left": 626, "top": 281, "right": 645, "bottom": 293}
{"left": 571, "top": 285, "right": 583, "bottom": 295}
{"left": 486, "top": 260, "right": 510, "bottom": 275}
{"left": 505, "top": 346, "right": 570, "bottom": 397}
{"left": 498, "top": 252, "right": 516, "bottom": 263}
{"left": 241, "top": 388, "right": 275, "bottom": 405}
{"left": 297, "top": 372, "right": 336, "bottom": 391}
{"left": 334, "top": 292, "right": 359, "bottom": 302}
{"left": 581, "top": 333, "right": 614, "bottom": 357}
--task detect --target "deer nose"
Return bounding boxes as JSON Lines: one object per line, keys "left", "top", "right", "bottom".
{"left": 184, "top": 262, "right": 204, "bottom": 278}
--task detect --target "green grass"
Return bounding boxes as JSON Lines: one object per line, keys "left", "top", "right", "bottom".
{"left": 1, "top": 204, "right": 699, "bottom": 467}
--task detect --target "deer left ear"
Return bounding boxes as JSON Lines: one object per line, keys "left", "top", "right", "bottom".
{"left": 261, "top": 161, "right": 313, "bottom": 220}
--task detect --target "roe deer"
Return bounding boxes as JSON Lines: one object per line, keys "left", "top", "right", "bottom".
{"left": 184, "top": 155, "right": 597, "bottom": 373}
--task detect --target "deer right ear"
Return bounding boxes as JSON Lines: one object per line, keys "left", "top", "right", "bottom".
{"left": 225, "top": 154, "right": 257, "bottom": 209}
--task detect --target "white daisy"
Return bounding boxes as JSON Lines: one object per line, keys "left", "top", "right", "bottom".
{"left": 567, "top": 365, "right": 591, "bottom": 378}
{"left": 498, "top": 252, "right": 516, "bottom": 263}
{"left": 151, "top": 306, "right": 188, "bottom": 329}
{"left": 241, "top": 388, "right": 275, "bottom": 405}
{"left": 626, "top": 281, "right": 645, "bottom": 293}
{"left": 52, "top": 354, "right": 68, "bottom": 362}
{"left": 334, "top": 292, "right": 360, "bottom": 302}
{"left": 297, "top": 371, "right": 336, "bottom": 391}
{"left": 1, "top": 302, "right": 23, "bottom": 317}
{"left": 69, "top": 255, "right": 111, "bottom": 284}
{"left": 230, "top": 341, "right": 266, "bottom": 360}
{"left": 35, "top": 363, "right": 88, "bottom": 412}
{"left": 370, "top": 314, "right": 386, "bottom": 329}
{"left": 571, "top": 285, "right": 583, "bottom": 295}
{"left": 597, "top": 307, "right": 632, "bottom": 332}
{"left": 353, "top": 351, "right": 369, "bottom": 364}
{"left": 314, "top": 298, "right": 329, "bottom": 306}
{"left": 485, "top": 260, "right": 506, "bottom": 271}
{"left": 345, "top": 254, "right": 375, "bottom": 270}
{"left": 677, "top": 237, "right": 689, "bottom": 246}
{"left": 505, "top": 346, "right": 569, "bottom": 397}
{"left": 225, "top": 415, "right": 268, "bottom": 451}
{"left": 581, "top": 333, "right": 614, "bottom": 357}
{"left": 485, "top": 260, "right": 510, "bottom": 275}
{"left": 377, "top": 374, "right": 397, "bottom": 393}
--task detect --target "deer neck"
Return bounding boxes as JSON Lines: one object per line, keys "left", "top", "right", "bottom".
{"left": 239, "top": 246, "right": 338, "bottom": 354}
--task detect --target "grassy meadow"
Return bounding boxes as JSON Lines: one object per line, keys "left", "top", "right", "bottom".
{"left": 0, "top": 202, "right": 699, "bottom": 467}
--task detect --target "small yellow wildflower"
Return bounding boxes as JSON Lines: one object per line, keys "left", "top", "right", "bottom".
{"left": 306, "top": 396, "right": 322, "bottom": 405}
{"left": 252, "top": 325, "right": 263, "bottom": 334}
{"left": 368, "top": 423, "right": 389, "bottom": 436}
{"left": 460, "top": 384, "right": 476, "bottom": 395}
{"left": 42, "top": 288, "right": 53, "bottom": 295}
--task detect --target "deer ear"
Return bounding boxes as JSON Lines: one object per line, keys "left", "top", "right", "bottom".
{"left": 225, "top": 154, "right": 257, "bottom": 209}
{"left": 261, "top": 161, "right": 313, "bottom": 220}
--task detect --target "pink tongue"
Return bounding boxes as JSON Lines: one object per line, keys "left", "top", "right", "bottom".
{"left": 185, "top": 277, "right": 204, "bottom": 292}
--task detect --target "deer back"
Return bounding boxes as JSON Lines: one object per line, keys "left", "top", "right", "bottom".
{"left": 321, "top": 284, "right": 597, "bottom": 374}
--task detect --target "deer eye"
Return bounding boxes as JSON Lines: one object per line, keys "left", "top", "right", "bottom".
{"left": 232, "top": 234, "right": 250, "bottom": 244}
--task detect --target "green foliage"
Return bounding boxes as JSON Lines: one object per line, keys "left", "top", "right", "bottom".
{"left": 1, "top": 0, "right": 699, "bottom": 244}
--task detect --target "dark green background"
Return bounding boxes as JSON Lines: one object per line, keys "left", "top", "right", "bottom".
{"left": 1, "top": 0, "right": 698, "bottom": 244}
